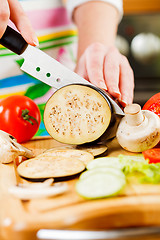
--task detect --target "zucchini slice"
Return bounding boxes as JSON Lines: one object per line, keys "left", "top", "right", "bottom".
{"left": 44, "top": 84, "right": 111, "bottom": 145}
{"left": 79, "top": 167, "right": 125, "bottom": 180}
{"left": 17, "top": 156, "right": 85, "bottom": 181}
{"left": 76, "top": 171, "right": 126, "bottom": 199}
{"left": 38, "top": 149, "right": 94, "bottom": 166}
{"left": 86, "top": 157, "right": 123, "bottom": 170}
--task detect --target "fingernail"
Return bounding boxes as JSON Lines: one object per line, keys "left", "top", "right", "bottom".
{"left": 98, "top": 81, "right": 107, "bottom": 90}
{"left": 113, "top": 90, "right": 121, "bottom": 97}
{"left": 33, "top": 37, "right": 39, "bottom": 46}
{"left": 113, "top": 90, "right": 120, "bottom": 95}
{"left": 121, "top": 100, "right": 127, "bottom": 105}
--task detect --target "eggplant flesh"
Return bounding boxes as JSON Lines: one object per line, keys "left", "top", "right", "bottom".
{"left": 44, "top": 84, "right": 112, "bottom": 145}
{"left": 37, "top": 149, "right": 94, "bottom": 166}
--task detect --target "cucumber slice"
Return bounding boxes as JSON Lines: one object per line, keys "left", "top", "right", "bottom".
{"left": 76, "top": 172, "right": 126, "bottom": 199}
{"left": 79, "top": 167, "right": 125, "bottom": 180}
{"left": 87, "top": 157, "right": 123, "bottom": 170}
{"left": 38, "top": 149, "right": 94, "bottom": 166}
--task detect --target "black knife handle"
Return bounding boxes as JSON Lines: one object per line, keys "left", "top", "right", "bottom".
{"left": 0, "top": 26, "right": 28, "bottom": 55}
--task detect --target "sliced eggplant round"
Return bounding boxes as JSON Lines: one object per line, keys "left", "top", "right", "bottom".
{"left": 76, "top": 144, "right": 108, "bottom": 157}
{"left": 44, "top": 144, "right": 108, "bottom": 158}
{"left": 17, "top": 156, "right": 85, "bottom": 181}
{"left": 38, "top": 149, "right": 94, "bottom": 166}
{"left": 44, "top": 84, "right": 112, "bottom": 145}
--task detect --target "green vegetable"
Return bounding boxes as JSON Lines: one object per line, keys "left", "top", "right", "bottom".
{"left": 76, "top": 172, "right": 126, "bottom": 199}
{"left": 119, "top": 154, "right": 160, "bottom": 184}
{"left": 76, "top": 154, "right": 160, "bottom": 200}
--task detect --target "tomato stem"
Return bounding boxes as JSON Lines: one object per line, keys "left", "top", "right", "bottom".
{"left": 21, "top": 109, "right": 38, "bottom": 125}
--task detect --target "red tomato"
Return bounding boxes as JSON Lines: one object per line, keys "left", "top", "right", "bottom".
{"left": 143, "top": 148, "right": 160, "bottom": 164}
{"left": 142, "top": 93, "right": 160, "bottom": 117}
{"left": 0, "top": 95, "right": 41, "bottom": 143}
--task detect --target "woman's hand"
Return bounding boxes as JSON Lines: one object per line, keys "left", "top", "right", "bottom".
{"left": 0, "top": 0, "right": 38, "bottom": 45}
{"left": 75, "top": 42, "right": 134, "bottom": 107}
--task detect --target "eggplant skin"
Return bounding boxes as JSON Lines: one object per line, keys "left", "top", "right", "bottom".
{"left": 76, "top": 143, "right": 108, "bottom": 157}
{"left": 44, "top": 84, "right": 112, "bottom": 145}
{"left": 19, "top": 172, "right": 84, "bottom": 182}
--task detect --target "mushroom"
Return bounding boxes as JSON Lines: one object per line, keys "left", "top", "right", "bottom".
{"left": 116, "top": 104, "right": 160, "bottom": 152}
{"left": 0, "top": 130, "right": 34, "bottom": 163}
{"left": 8, "top": 181, "right": 68, "bottom": 200}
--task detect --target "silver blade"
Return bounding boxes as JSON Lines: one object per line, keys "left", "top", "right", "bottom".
{"left": 20, "top": 45, "right": 91, "bottom": 89}
{"left": 37, "top": 227, "right": 160, "bottom": 240}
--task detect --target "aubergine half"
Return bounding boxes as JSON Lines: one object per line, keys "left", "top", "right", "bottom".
{"left": 44, "top": 84, "right": 118, "bottom": 145}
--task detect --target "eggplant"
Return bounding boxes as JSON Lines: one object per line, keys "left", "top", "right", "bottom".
{"left": 76, "top": 144, "right": 108, "bottom": 157}
{"left": 44, "top": 84, "right": 124, "bottom": 145}
{"left": 37, "top": 149, "right": 94, "bottom": 166}
{"left": 17, "top": 156, "right": 85, "bottom": 181}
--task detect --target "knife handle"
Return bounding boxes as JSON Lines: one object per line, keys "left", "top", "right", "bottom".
{"left": 0, "top": 26, "right": 28, "bottom": 55}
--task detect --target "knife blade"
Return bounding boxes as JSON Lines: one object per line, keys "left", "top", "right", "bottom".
{"left": 0, "top": 26, "right": 124, "bottom": 116}
{"left": 37, "top": 227, "right": 160, "bottom": 240}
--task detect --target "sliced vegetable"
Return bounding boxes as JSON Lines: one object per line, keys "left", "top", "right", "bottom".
{"left": 142, "top": 93, "right": 160, "bottom": 117}
{"left": 76, "top": 144, "right": 108, "bottom": 157}
{"left": 9, "top": 182, "right": 68, "bottom": 200}
{"left": 17, "top": 156, "right": 85, "bottom": 181}
{"left": 44, "top": 84, "right": 111, "bottom": 145}
{"left": 38, "top": 149, "right": 94, "bottom": 166}
{"left": 79, "top": 167, "right": 125, "bottom": 180}
{"left": 45, "top": 144, "right": 108, "bottom": 158}
{"left": 76, "top": 172, "right": 126, "bottom": 199}
{"left": 142, "top": 148, "right": 160, "bottom": 163}
{"left": 0, "top": 95, "right": 41, "bottom": 143}
{"left": 116, "top": 104, "right": 160, "bottom": 152}
{"left": 86, "top": 157, "right": 123, "bottom": 170}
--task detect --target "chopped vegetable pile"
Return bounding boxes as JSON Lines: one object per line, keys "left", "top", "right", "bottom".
{"left": 76, "top": 154, "right": 160, "bottom": 199}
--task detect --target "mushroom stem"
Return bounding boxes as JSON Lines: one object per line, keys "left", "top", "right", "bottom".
{"left": 124, "top": 104, "right": 144, "bottom": 126}
{"left": 13, "top": 141, "right": 34, "bottom": 159}
{"left": 0, "top": 130, "right": 34, "bottom": 163}
{"left": 116, "top": 103, "right": 160, "bottom": 152}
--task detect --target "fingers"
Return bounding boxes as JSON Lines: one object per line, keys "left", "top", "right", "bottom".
{"left": 8, "top": 0, "right": 38, "bottom": 46}
{"left": 75, "top": 44, "right": 134, "bottom": 107}
{"left": 104, "top": 48, "right": 121, "bottom": 99}
{"left": 75, "top": 54, "right": 89, "bottom": 81}
{"left": 85, "top": 42, "right": 107, "bottom": 90}
{"left": 0, "top": 0, "right": 10, "bottom": 38}
{"left": 119, "top": 55, "right": 134, "bottom": 107}
{"left": 104, "top": 47, "right": 134, "bottom": 107}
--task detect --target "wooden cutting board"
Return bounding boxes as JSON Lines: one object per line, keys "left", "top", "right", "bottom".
{"left": 1, "top": 137, "right": 160, "bottom": 240}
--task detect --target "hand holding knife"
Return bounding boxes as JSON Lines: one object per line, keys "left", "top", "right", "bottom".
{"left": 0, "top": 26, "right": 124, "bottom": 116}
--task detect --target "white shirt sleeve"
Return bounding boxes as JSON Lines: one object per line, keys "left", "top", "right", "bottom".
{"left": 67, "top": 0, "right": 123, "bottom": 22}
{"left": 66, "top": 0, "right": 123, "bottom": 23}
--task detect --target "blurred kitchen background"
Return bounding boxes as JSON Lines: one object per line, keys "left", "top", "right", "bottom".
{"left": 115, "top": 0, "right": 160, "bottom": 106}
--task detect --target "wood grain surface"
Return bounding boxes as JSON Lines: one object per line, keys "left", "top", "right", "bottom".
{"left": 1, "top": 137, "right": 160, "bottom": 240}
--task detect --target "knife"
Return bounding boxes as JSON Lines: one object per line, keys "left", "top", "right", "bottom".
{"left": 37, "top": 227, "right": 160, "bottom": 240}
{"left": 0, "top": 26, "right": 124, "bottom": 116}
